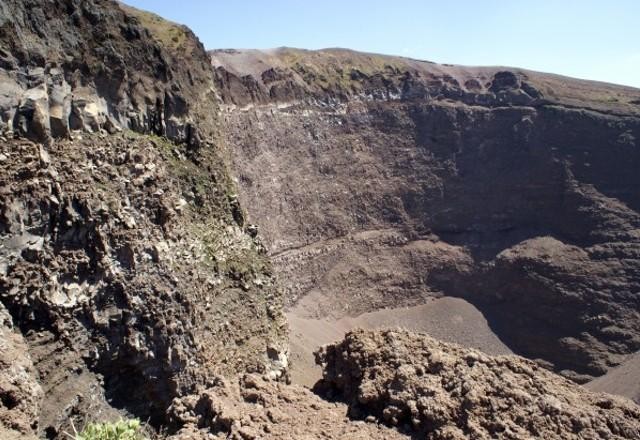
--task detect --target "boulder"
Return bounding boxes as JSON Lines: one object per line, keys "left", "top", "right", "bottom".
{"left": 16, "top": 85, "right": 50, "bottom": 143}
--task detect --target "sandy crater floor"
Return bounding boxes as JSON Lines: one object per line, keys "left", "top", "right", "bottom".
{"left": 287, "top": 296, "right": 513, "bottom": 386}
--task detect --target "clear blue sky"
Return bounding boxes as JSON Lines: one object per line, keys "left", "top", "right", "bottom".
{"left": 122, "top": 0, "right": 640, "bottom": 88}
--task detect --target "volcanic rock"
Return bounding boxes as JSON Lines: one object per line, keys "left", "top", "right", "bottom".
{"left": 215, "top": 47, "right": 640, "bottom": 381}
{"left": 1, "top": 1, "right": 640, "bottom": 439}
{"left": 316, "top": 329, "right": 640, "bottom": 439}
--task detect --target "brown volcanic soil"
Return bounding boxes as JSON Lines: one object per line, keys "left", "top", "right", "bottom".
{"left": 216, "top": 47, "right": 640, "bottom": 384}
{"left": 167, "top": 375, "right": 408, "bottom": 440}
{"left": 288, "top": 297, "right": 512, "bottom": 387}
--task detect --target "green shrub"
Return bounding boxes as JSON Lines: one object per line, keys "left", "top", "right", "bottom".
{"left": 71, "top": 419, "right": 146, "bottom": 440}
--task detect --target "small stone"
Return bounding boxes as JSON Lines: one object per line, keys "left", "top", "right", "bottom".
{"left": 38, "top": 145, "right": 50, "bottom": 165}
{"left": 123, "top": 216, "right": 136, "bottom": 229}
{"left": 174, "top": 198, "right": 188, "bottom": 212}
{"left": 151, "top": 241, "right": 169, "bottom": 262}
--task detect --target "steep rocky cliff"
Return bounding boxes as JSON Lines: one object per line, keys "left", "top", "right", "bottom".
{"left": 215, "top": 47, "right": 640, "bottom": 382}
{"left": 0, "top": 2, "right": 287, "bottom": 439}
{"left": 0, "top": 0, "right": 217, "bottom": 146}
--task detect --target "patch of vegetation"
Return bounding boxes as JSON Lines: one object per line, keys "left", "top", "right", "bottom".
{"left": 70, "top": 419, "right": 146, "bottom": 440}
{"left": 124, "top": 130, "right": 235, "bottom": 220}
{"left": 196, "top": 221, "right": 269, "bottom": 280}
{"left": 279, "top": 47, "right": 410, "bottom": 92}
{"left": 121, "top": 4, "right": 187, "bottom": 49}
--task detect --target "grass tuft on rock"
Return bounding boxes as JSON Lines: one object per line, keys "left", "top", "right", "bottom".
{"left": 71, "top": 419, "right": 146, "bottom": 440}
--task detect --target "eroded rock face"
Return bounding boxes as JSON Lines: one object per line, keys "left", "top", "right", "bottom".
{"left": 0, "top": 0, "right": 217, "bottom": 146}
{"left": 216, "top": 48, "right": 640, "bottom": 381}
{"left": 0, "top": 132, "right": 286, "bottom": 436}
{"left": 0, "top": 2, "right": 291, "bottom": 437}
{"left": 316, "top": 329, "right": 640, "bottom": 440}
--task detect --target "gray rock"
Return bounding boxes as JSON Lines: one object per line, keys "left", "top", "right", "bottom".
{"left": 16, "top": 85, "right": 50, "bottom": 143}
{"left": 47, "top": 74, "right": 71, "bottom": 138}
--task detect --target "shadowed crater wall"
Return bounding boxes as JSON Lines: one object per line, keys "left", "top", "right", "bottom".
{"left": 214, "top": 47, "right": 640, "bottom": 383}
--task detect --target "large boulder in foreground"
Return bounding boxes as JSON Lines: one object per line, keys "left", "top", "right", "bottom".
{"left": 316, "top": 329, "right": 640, "bottom": 440}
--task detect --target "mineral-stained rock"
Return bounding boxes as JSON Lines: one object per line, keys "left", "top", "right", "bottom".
{"left": 316, "top": 329, "right": 640, "bottom": 440}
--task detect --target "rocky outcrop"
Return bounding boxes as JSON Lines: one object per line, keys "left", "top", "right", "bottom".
{"left": 216, "top": 48, "right": 640, "bottom": 381}
{"left": 0, "top": 0, "right": 288, "bottom": 439}
{"left": 316, "top": 329, "right": 640, "bottom": 439}
{"left": 0, "top": 0, "right": 218, "bottom": 146}
{"left": 154, "top": 328, "right": 640, "bottom": 440}
{"left": 0, "top": 132, "right": 287, "bottom": 437}
{"left": 0, "top": 3, "right": 287, "bottom": 437}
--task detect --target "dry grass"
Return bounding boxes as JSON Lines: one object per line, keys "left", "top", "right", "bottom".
{"left": 120, "top": 4, "right": 187, "bottom": 49}
{"left": 276, "top": 47, "right": 412, "bottom": 91}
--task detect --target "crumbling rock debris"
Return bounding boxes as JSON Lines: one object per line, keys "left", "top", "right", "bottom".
{"left": 316, "top": 329, "right": 640, "bottom": 440}
{"left": 0, "top": 132, "right": 286, "bottom": 437}
{"left": 167, "top": 375, "right": 407, "bottom": 440}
